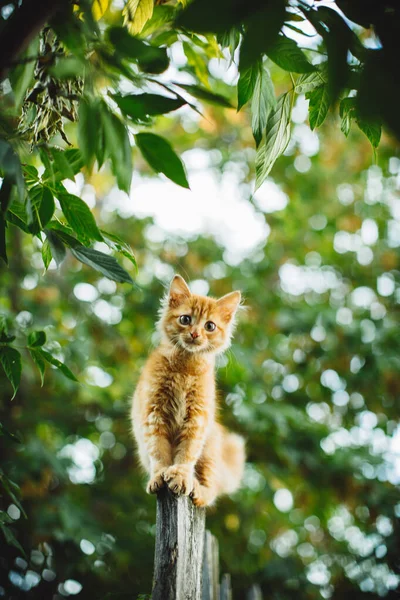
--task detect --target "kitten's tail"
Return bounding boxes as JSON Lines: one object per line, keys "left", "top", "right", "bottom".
{"left": 220, "top": 430, "right": 246, "bottom": 494}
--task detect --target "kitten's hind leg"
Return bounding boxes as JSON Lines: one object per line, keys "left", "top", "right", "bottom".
{"left": 190, "top": 425, "right": 245, "bottom": 507}
{"left": 190, "top": 455, "right": 218, "bottom": 508}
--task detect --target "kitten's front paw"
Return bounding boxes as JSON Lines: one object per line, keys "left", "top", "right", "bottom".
{"left": 146, "top": 470, "right": 165, "bottom": 494}
{"left": 164, "top": 465, "right": 194, "bottom": 496}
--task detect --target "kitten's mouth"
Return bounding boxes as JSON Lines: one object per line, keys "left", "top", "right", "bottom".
{"left": 181, "top": 338, "right": 204, "bottom": 352}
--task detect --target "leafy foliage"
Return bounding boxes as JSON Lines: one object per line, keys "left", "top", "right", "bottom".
{"left": 0, "top": 0, "right": 398, "bottom": 282}
{"left": 249, "top": 63, "right": 276, "bottom": 148}
{"left": 267, "top": 34, "right": 315, "bottom": 74}
{"left": 255, "top": 92, "right": 292, "bottom": 188}
{"left": 0, "top": 346, "right": 21, "bottom": 400}
{"left": 307, "top": 84, "right": 330, "bottom": 131}
{"left": 135, "top": 133, "right": 189, "bottom": 189}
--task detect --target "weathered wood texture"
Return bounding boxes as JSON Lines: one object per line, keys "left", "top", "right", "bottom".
{"left": 152, "top": 487, "right": 206, "bottom": 600}
{"left": 202, "top": 531, "right": 220, "bottom": 600}
{"left": 247, "top": 584, "right": 263, "bottom": 600}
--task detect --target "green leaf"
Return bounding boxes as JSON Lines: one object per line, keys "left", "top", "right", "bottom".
{"left": 26, "top": 185, "right": 55, "bottom": 234}
{"left": 217, "top": 28, "right": 241, "bottom": 57}
{"left": 267, "top": 34, "right": 315, "bottom": 74}
{"left": 0, "top": 510, "right": 13, "bottom": 527}
{"left": 29, "top": 349, "right": 46, "bottom": 386}
{"left": 122, "top": 0, "right": 154, "bottom": 36}
{"left": 112, "top": 93, "right": 185, "bottom": 122}
{"left": 174, "top": 84, "right": 233, "bottom": 109}
{"left": 306, "top": 84, "right": 330, "bottom": 130}
{"left": 28, "top": 331, "right": 46, "bottom": 348}
{"left": 48, "top": 148, "right": 76, "bottom": 181}
{"left": 64, "top": 149, "right": 84, "bottom": 176}
{"left": 0, "top": 331, "right": 15, "bottom": 344}
{"left": 356, "top": 119, "right": 381, "bottom": 148}
{"left": 96, "top": 46, "right": 140, "bottom": 82}
{"left": 44, "top": 229, "right": 67, "bottom": 266}
{"left": 101, "top": 230, "right": 137, "bottom": 270}
{"left": 251, "top": 64, "right": 276, "bottom": 147}
{"left": 49, "top": 56, "right": 85, "bottom": 79}
{"left": 78, "top": 99, "right": 99, "bottom": 167}
{"left": 57, "top": 192, "right": 103, "bottom": 243}
{"left": 51, "top": 3, "right": 87, "bottom": 57}
{"left": 1, "top": 523, "right": 26, "bottom": 556}
{"left": 70, "top": 245, "right": 134, "bottom": 284}
{"left": 255, "top": 92, "right": 292, "bottom": 190}
{"left": 39, "top": 147, "right": 55, "bottom": 185}
{"left": 295, "top": 69, "right": 327, "bottom": 95}
{"left": 135, "top": 133, "right": 189, "bottom": 189}
{"left": 9, "top": 36, "right": 39, "bottom": 109}
{"left": 239, "top": 1, "right": 286, "bottom": 70}
{"left": 101, "top": 106, "right": 133, "bottom": 193}
{"left": 0, "top": 139, "right": 24, "bottom": 204}
{"left": 0, "top": 315, "right": 9, "bottom": 336}
{"left": 6, "top": 202, "right": 29, "bottom": 233}
{"left": 43, "top": 149, "right": 84, "bottom": 183}
{"left": 237, "top": 62, "right": 259, "bottom": 112}
{"left": 22, "top": 165, "right": 40, "bottom": 186}
{"left": 285, "top": 22, "right": 314, "bottom": 37}
{"left": 183, "top": 42, "right": 209, "bottom": 87}
{"left": 339, "top": 97, "right": 356, "bottom": 137}
{"left": 0, "top": 213, "right": 7, "bottom": 265}
{"left": 0, "top": 346, "right": 22, "bottom": 400}
{"left": 306, "top": 7, "right": 352, "bottom": 102}
{"left": 46, "top": 223, "right": 80, "bottom": 249}
{"left": 141, "top": 4, "right": 176, "bottom": 37}
{"left": 176, "top": 0, "right": 261, "bottom": 34}
{"left": 38, "top": 349, "right": 78, "bottom": 382}
{"left": 107, "top": 26, "right": 169, "bottom": 74}
{"left": 42, "top": 239, "right": 52, "bottom": 270}
{"left": 0, "top": 471, "right": 27, "bottom": 518}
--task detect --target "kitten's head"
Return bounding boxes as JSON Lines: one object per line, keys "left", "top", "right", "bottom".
{"left": 159, "top": 275, "right": 241, "bottom": 355}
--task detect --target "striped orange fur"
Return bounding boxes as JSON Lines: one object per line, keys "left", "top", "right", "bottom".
{"left": 131, "top": 275, "right": 245, "bottom": 507}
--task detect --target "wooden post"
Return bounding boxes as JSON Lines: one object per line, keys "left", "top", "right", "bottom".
{"left": 152, "top": 487, "right": 206, "bottom": 600}
{"left": 247, "top": 584, "right": 263, "bottom": 600}
{"left": 219, "top": 574, "right": 232, "bottom": 600}
{"left": 202, "top": 531, "right": 220, "bottom": 600}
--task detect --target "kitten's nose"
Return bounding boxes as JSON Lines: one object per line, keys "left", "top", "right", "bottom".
{"left": 190, "top": 330, "right": 199, "bottom": 339}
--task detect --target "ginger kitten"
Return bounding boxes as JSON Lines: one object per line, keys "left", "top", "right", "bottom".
{"left": 131, "top": 275, "right": 245, "bottom": 507}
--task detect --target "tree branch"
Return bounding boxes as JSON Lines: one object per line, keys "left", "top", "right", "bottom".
{"left": 0, "top": 0, "right": 65, "bottom": 81}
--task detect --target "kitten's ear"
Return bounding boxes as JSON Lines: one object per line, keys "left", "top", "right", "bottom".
{"left": 169, "top": 275, "right": 191, "bottom": 307}
{"left": 216, "top": 291, "right": 241, "bottom": 322}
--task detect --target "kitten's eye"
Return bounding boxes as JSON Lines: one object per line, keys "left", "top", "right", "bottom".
{"left": 179, "top": 315, "right": 191, "bottom": 325}
{"left": 204, "top": 321, "right": 216, "bottom": 332}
